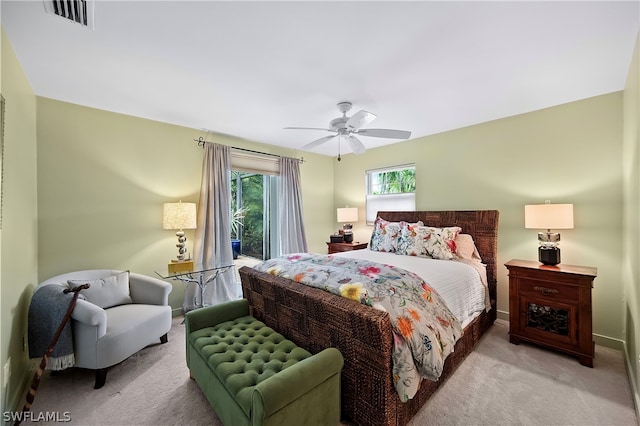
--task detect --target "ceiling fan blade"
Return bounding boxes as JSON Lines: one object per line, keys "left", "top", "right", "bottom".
{"left": 346, "top": 110, "right": 376, "bottom": 131}
{"left": 355, "top": 128, "right": 412, "bottom": 139}
{"left": 346, "top": 135, "right": 366, "bottom": 155}
{"left": 284, "top": 127, "right": 333, "bottom": 132}
{"left": 301, "top": 135, "right": 337, "bottom": 151}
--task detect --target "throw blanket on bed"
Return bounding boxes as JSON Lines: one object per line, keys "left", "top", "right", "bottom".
{"left": 254, "top": 253, "right": 462, "bottom": 401}
{"left": 28, "top": 284, "right": 77, "bottom": 370}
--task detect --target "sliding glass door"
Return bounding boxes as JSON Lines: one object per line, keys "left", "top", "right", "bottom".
{"left": 231, "top": 170, "right": 278, "bottom": 260}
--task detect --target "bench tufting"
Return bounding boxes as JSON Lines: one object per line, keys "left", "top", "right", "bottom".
{"left": 185, "top": 299, "right": 343, "bottom": 426}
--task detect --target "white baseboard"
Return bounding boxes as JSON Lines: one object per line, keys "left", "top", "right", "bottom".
{"left": 496, "top": 309, "right": 509, "bottom": 322}
{"left": 4, "top": 366, "right": 32, "bottom": 426}
{"left": 594, "top": 333, "right": 625, "bottom": 351}
{"left": 622, "top": 342, "right": 640, "bottom": 425}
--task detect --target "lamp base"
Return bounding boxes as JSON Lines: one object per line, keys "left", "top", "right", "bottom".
{"left": 176, "top": 230, "right": 187, "bottom": 261}
{"left": 342, "top": 223, "right": 353, "bottom": 243}
{"left": 538, "top": 246, "right": 561, "bottom": 266}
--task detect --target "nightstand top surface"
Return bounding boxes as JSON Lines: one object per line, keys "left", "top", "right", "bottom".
{"left": 326, "top": 241, "right": 367, "bottom": 246}
{"left": 505, "top": 259, "right": 597, "bottom": 277}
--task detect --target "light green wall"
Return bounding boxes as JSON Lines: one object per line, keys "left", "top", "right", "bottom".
{"left": 622, "top": 30, "right": 640, "bottom": 415}
{"left": 36, "top": 98, "right": 335, "bottom": 312}
{"left": 335, "top": 93, "right": 625, "bottom": 345}
{"left": 2, "top": 22, "right": 638, "bottom": 417}
{"left": 0, "top": 29, "right": 38, "bottom": 414}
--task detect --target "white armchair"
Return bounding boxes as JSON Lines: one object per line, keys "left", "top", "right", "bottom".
{"left": 36, "top": 270, "right": 172, "bottom": 388}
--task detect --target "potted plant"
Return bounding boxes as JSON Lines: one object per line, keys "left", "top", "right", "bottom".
{"left": 230, "top": 207, "right": 247, "bottom": 259}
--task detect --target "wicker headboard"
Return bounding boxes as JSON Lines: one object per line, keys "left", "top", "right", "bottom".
{"left": 376, "top": 210, "right": 500, "bottom": 306}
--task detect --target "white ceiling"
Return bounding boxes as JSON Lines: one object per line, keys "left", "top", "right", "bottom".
{"left": 2, "top": 1, "right": 639, "bottom": 157}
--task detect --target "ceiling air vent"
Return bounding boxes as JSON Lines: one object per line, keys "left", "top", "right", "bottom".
{"left": 44, "top": 0, "right": 95, "bottom": 29}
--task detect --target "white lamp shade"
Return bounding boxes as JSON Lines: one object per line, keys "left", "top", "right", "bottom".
{"left": 163, "top": 202, "right": 197, "bottom": 230}
{"left": 525, "top": 204, "right": 574, "bottom": 230}
{"left": 337, "top": 207, "right": 358, "bottom": 223}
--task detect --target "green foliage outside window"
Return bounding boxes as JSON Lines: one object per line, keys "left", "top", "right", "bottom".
{"left": 369, "top": 167, "right": 416, "bottom": 195}
{"left": 231, "top": 171, "right": 265, "bottom": 259}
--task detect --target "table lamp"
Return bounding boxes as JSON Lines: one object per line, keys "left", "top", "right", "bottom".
{"left": 163, "top": 201, "right": 197, "bottom": 262}
{"left": 337, "top": 207, "right": 358, "bottom": 243}
{"left": 524, "top": 202, "right": 574, "bottom": 266}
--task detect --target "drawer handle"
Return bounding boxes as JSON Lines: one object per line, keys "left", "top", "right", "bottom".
{"left": 534, "top": 286, "right": 559, "bottom": 296}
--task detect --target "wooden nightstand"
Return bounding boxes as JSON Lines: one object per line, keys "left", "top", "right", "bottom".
{"left": 327, "top": 241, "right": 368, "bottom": 254}
{"left": 505, "top": 259, "right": 597, "bottom": 367}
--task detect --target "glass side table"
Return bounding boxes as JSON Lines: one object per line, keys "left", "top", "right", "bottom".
{"left": 155, "top": 264, "right": 234, "bottom": 311}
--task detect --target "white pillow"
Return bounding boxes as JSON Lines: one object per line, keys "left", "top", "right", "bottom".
{"left": 454, "top": 234, "right": 482, "bottom": 261}
{"left": 68, "top": 271, "right": 131, "bottom": 309}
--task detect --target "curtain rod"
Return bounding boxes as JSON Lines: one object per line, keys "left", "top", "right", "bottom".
{"left": 194, "top": 137, "right": 304, "bottom": 163}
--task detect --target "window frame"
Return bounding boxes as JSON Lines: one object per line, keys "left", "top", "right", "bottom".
{"left": 365, "top": 164, "right": 416, "bottom": 225}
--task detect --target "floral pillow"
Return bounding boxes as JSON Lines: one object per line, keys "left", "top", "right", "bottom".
{"left": 369, "top": 217, "right": 403, "bottom": 252}
{"left": 396, "top": 222, "right": 430, "bottom": 257}
{"left": 396, "top": 225, "right": 461, "bottom": 260}
{"left": 422, "top": 226, "right": 461, "bottom": 260}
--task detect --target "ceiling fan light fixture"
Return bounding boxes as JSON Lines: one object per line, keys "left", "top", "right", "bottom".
{"left": 286, "top": 101, "right": 412, "bottom": 157}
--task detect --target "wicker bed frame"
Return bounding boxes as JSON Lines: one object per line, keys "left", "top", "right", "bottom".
{"left": 239, "top": 210, "right": 499, "bottom": 426}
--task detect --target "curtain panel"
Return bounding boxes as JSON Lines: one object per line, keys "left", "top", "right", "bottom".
{"left": 278, "top": 157, "right": 308, "bottom": 255}
{"left": 190, "top": 142, "right": 240, "bottom": 310}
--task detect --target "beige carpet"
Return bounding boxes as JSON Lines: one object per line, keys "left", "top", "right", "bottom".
{"left": 22, "top": 318, "right": 637, "bottom": 426}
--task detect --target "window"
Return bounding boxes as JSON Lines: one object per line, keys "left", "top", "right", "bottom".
{"left": 365, "top": 164, "right": 416, "bottom": 224}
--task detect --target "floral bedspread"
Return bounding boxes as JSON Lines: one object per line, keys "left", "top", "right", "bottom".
{"left": 253, "top": 253, "right": 462, "bottom": 401}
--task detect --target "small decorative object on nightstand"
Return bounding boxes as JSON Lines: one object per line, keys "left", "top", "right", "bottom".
{"left": 337, "top": 207, "right": 358, "bottom": 243}
{"left": 505, "top": 259, "right": 597, "bottom": 367}
{"left": 329, "top": 234, "right": 344, "bottom": 243}
{"left": 327, "top": 241, "right": 367, "bottom": 254}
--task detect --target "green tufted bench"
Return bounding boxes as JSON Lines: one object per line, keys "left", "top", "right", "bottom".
{"left": 185, "top": 299, "right": 344, "bottom": 426}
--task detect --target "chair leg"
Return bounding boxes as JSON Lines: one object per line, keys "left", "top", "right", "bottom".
{"left": 94, "top": 368, "right": 108, "bottom": 389}
{"left": 160, "top": 333, "right": 168, "bottom": 344}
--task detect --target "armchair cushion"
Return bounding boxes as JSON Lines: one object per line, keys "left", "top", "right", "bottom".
{"left": 34, "top": 269, "right": 173, "bottom": 388}
{"left": 68, "top": 270, "right": 132, "bottom": 309}
{"left": 70, "top": 299, "right": 108, "bottom": 338}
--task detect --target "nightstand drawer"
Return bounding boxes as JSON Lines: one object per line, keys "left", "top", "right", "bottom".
{"left": 331, "top": 244, "right": 355, "bottom": 253}
{"left": 519, "top": 278, "right": 578, "bottom": 300}
{"left": 327, "top": 242, "right": 368, "bottom": 254}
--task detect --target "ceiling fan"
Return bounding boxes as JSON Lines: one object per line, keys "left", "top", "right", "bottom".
{"left": 284, "top": 101, "right": 412, "bottom": 160}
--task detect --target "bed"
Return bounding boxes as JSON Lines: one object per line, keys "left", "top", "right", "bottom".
{"left": 239, "top": 210, "right": 499, "bottom": 426}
